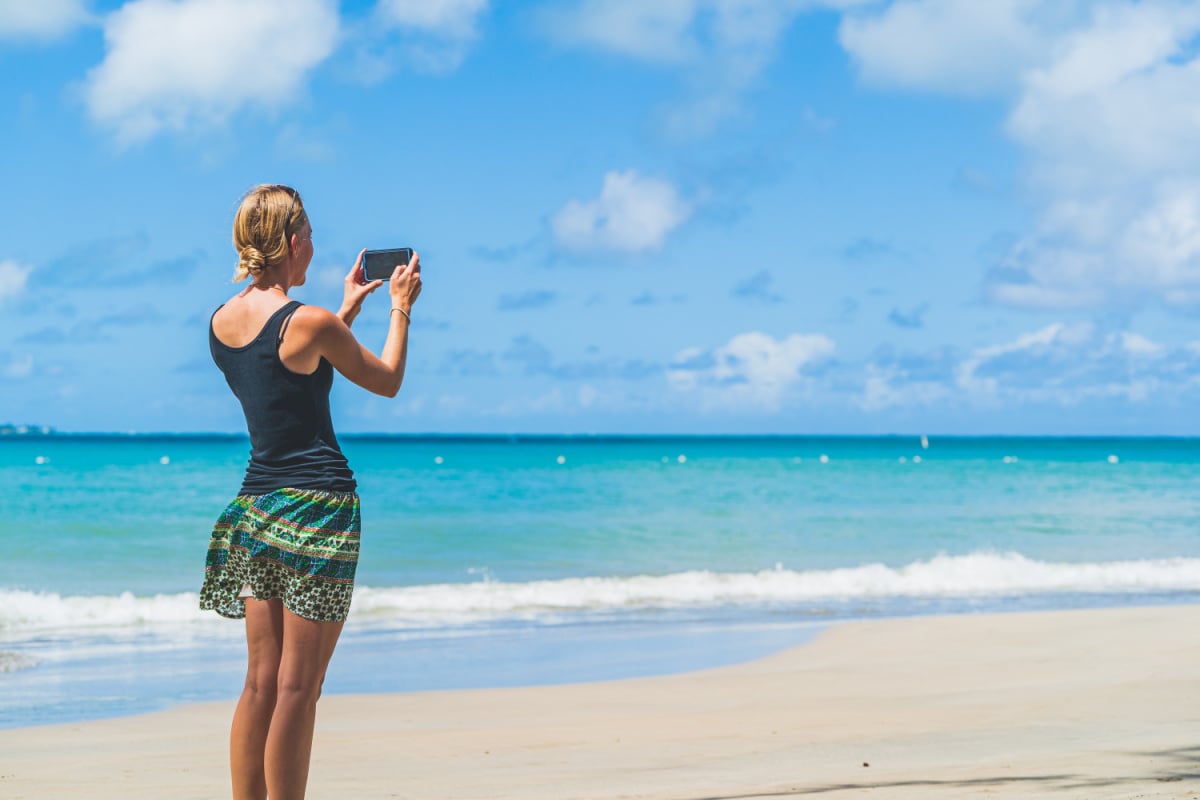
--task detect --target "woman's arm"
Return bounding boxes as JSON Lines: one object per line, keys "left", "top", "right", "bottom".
{"left": 312, "top": 252, "right": 422, "bottom": 397}
{"left": 337, "top": 252, "right": 382, "bottom": 328}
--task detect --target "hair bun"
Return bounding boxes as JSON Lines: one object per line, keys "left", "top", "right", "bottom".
{"left": 240, "top": 246, "right": 267, "bottom": 275}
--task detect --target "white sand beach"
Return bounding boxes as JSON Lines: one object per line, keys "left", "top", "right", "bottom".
{"left": 2, "top": 604, "right": 1197, "bottom": 799}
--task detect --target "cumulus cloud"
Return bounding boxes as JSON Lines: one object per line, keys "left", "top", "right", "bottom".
{"left": 539, "top": 0, "right": 870, "bottom": 135}
{"left": 859, "top": 322, "right": 1197, "bottom": 411}
{"left": 840, "top": 0, "right": 1200, "bottom": 310}
{"left": 373, "top": 0, "right": 489, "bottom": 73}
{"left": 953, "top": 322, "right": 1179, "bottom": 404}
{"left": 994, "top": 4, "right": 1200, "bottom": 307}
{"left": 0, "top": 260, "right": 31, "bottom": 303}
{"left": 0, "top": 0, "right": 90, "bottom": 41}
{"left": 668, "top": 331, "right": 836, "bottom": 409}
{"left": 838, "top": 0, "right": 1073, "bottom": 95}
{"left": 83, "top": 0, "right": 339, "bottom": 143}
{"left": 956, "top": 322, "right": 1094, "bottom": 397}
{"left": 552, "top": 170, "right": 691, "bottom": 253}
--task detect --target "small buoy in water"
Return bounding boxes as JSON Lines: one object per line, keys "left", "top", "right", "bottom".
{"left": 1107, "top": 454, "right": 1119, "bottom": 464}
{"left": 434, "top": 456, "right": 444, "bottom": 465}
{"left": 34, "top": 455, "right": 47, "bottom": 465}
{"left": 556, "top": 455, "right": 566, "bottom": 465}
{"left": 159, "top": 456, "right": 170, "bottom": 465}
{"left": 912, "top": 455, "right": 922, "bottom": 464}
{"left": 819, "top": 454, "right": 829, "bottom": 463}
{"left": 920, "top": 435, "right": 929, "bottom": 450}
{"left": 677, "top": 454, "right": 687, "bottom": 464}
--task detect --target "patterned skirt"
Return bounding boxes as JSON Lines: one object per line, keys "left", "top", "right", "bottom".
{"left": 200, "top": 488, "right": 361, "bottom": 623}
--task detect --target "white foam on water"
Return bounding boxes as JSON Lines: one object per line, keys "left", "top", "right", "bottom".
{"left": 3, "top": 553, "right": 1198, "bottom": 634}
{"left": 0, "top": 589, "right": 207, "bottom": 633}
{"left": 0, "top": 651, "right": 37, "bottom": 672}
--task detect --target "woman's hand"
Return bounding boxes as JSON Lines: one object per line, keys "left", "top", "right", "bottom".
{"left": 338, "top": 249, "right": 383, "bottom": 327}
{"left": 390, "top": 251, "right": 422, "bottom": 314}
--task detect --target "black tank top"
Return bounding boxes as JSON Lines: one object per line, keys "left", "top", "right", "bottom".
{"left": 209, "top": 300, "right": 357, "bottom": 494}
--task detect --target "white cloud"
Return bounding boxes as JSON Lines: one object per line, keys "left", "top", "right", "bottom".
{"left": 378, "top": 0, "right": 487, "bottom": 37}
{"left": 83, "top": 0, "right": 339, "bottom": 143}
{"left": 0, "top": 260, "right": 31, "bottom": 303}
{"left": 840, "top": 0, "right": 1200, "bottom": 310}
{"left": 552, "top": 170, "right": 691, "bottom": 253}
{"left": 838, "top": 0, "right": 1073, "bottom": 95}
{"left": 539, "top": 1, "right": 698, "bottom": 63}
{"left": 857, "top": 323, "right": 1195, "bottom": 411}
{"left": 858, "top": 363, "right": 951, "bottom": 412}
{"left": 373, "top": 0, "right": 488, "bottom": 72}
{"left": 539, "top": 0, "right": 870, "bottom": 135}
{"left": 1008, "top": 3, "right": 1200, "bottom": 172}
{"left": 668, "top": 331, "right": 836, "bottom": 409}
{"left": 0, "top": 0, "right": 90, "bottom": 41}
{"left": 956, "top": 322, "right": 1093, "bottom": 396}
{"left": 1118, "top": 332, "right": 1165, "bottom": 359}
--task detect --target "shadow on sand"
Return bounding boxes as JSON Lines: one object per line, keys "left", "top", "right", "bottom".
{"left": 688, "top": 745, "right": 1200, "bottom": 799}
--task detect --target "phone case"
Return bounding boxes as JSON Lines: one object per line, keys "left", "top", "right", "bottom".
{"left": 362, "top": 248, "right": 412, "bottom": 282}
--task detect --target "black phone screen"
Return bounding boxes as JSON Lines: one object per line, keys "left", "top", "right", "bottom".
{"left": 362, "top": 248, "right": 412, "bottom": 283}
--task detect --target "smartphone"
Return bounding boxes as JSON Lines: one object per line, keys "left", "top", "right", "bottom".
{"left": 361, "top": 248, "right": 413, "bottom": 283}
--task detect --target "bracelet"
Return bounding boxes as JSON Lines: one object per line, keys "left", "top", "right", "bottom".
{"left": 391, "top": 307, "right": 411, "bottom": 322}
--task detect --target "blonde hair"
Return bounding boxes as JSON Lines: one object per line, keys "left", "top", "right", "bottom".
{"left": 231, "top": 184, "right": 308, "bottom": 282}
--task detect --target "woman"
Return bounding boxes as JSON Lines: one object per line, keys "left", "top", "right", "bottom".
{"left": 200, "top": 184, "right": 420, "bottom": 800}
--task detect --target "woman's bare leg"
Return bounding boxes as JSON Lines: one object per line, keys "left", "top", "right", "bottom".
{"left": 263, "top": 607, "right": 345, "bottom": 800}
{"left": 231, "top": 598, "right": 284, "bottom": 800}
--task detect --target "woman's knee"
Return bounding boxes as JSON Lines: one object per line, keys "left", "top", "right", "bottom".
{"left": 276, "top": 671, "right": 325, "bottom": 706}
{"left": 243, "top": 668, "right": 280, "bottom": 703}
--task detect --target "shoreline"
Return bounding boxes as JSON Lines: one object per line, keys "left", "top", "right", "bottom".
{"left": 3, "top": 604, "right": 1197, "bottom": 799}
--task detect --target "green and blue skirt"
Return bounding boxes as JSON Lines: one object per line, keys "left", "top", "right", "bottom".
{"left": 200, "top": 488, "right": 360, "bottom": 623}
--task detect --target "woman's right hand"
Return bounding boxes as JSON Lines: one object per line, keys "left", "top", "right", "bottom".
{"left": 390, "top": 252, "right": 422, "bottom": 313}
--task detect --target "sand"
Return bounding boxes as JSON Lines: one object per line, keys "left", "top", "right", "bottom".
{"left": 1, "top": 604, "right": 1197, "bottom": 799}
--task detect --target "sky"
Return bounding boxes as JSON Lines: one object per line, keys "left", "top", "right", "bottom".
{"left": 3, "top": 0, "right": 1200, "bottom": 435}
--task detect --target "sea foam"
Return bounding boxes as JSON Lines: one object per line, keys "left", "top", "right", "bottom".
{"left": 1, "top": 552, "right": 1198, "bottom": 634}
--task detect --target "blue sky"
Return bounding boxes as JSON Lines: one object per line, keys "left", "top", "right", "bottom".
{"left": 4, "top": 0, "right": 1200, "bottom": 435}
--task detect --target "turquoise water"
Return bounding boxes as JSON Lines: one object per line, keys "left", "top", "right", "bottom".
{"left": 2, "top": 435, "right": 1199, "bottom": 726}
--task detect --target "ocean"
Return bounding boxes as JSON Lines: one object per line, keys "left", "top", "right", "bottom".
{"left": 2, "top": 434, "right": 1198, "bottom": 728}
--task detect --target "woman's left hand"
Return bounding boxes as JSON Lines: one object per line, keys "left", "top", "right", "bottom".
{"left": 338, "top": 249, "right": 383, "bottom": 327}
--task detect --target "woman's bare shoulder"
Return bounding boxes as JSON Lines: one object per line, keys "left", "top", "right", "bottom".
{"left": 211, "top": 294, "right": 294, "bottom": 347}
{"left": 289, "top": 303, "right": 341, "bottom": 330}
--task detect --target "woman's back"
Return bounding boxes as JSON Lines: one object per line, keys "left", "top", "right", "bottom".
{"left": 210, "top": 297, "right": 356, "bottom": 494}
